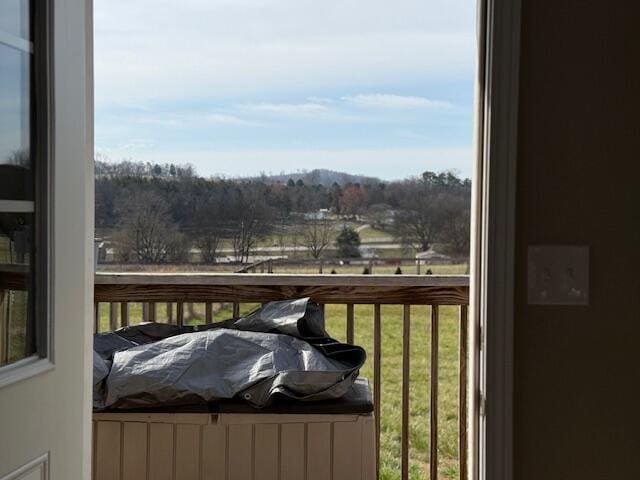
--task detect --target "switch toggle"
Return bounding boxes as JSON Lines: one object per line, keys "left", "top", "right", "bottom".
{"left": 527, "top": 245, "right": 589, "bottom": 305}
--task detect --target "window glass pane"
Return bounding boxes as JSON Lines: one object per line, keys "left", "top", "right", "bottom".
{"left": 0, "top": 43, "right": 32, "bottom": 201}
{"left": 0, "top": 0, "right": 31, "bottom": 40}
{"left": 0, "top": 213, "right": 35, "bottom": 366}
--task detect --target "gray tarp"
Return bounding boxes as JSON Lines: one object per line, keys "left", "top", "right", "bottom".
{"left": 94, "top": 298, "right": 365, "bottom": 409}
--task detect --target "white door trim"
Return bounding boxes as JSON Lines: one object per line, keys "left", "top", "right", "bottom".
{"left": 471, "top": 0, "right": 522, "bottom": 479}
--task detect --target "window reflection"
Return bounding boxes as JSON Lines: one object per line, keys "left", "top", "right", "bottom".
{"left": 0, "top": 0, "right": 31, "bottom": 40}
{"left": 0, "top": 214, "right": 34, "bottom": 365}
{"left": 0, "top": 44, "right": 32, "bottom": 201}
{"left": 0, "top": 0, "right": 36, "bottom": 367}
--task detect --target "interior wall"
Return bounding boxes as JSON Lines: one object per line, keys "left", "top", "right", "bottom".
{"left": 514, "top": 1, "right": 640, "bottom": 478}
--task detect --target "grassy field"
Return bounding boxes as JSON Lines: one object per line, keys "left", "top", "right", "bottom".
{"left": 356, "top": 224, "right": 394, "bottom": 242}
{"left": 274, "top": 263, "right": 468, "bottom": 275}
{"left": 98, "top": 261, "right": 469, "bottom": 276}
{"left": 98, "top": 299, "right": 465, "bottom": 480}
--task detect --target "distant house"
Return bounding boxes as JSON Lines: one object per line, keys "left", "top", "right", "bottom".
{"left": 303, "top": 208, "right": 331, "bottom": 221}
{"left": 415, "top": 249, "right": 452, "bottom": 265}
{"left": 360, "top": 247, "right": 379, "bottom": 259}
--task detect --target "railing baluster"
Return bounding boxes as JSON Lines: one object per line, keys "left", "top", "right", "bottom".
{"left": 142, "top": 303, "right": 149, "bottom": 322}
{"left": 232, "top": 302, "right": 240, "bottom": 319}
{"left": 373, "top": 304, "right": 382, "bottom": 477}
{"left": 205, "top": 302, "right": 213, "bottom": 323}
{"left": 459, "top": 305, "right": 469, "bottom": 480}
{"left": 109, "top": 302, "right": 118, "bottom": 331}
{"left": 120, "top": 302, "right": 129, "bottom": 328}
{"left": 94, "top": 302, "right": 100, "bottom": 333}
{"left": 431, "top": 305, "right": 440, "bottom": 480}
{"left": 177, "top": 302, "right": 184, "bottom": 327}
{"left": 401, "top": 304, "right": 410, "bottom": 480}
{"left": 346, "top": 304, "right": 354, "bottom": 344}
{"left": 148, "top": 302, "right": 156, "bottom": 322}
{"left": 166, "top": 303, "right": 173, "bottom": 324}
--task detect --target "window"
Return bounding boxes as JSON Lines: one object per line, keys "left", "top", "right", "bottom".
{"left": 0, "top": 0, "right": 51, "bottom": 382}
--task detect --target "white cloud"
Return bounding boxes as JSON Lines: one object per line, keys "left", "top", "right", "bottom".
{"left": 395, "top": 129, "right": 433, "bottom": 141}
{"left": 206, "top": 113, "right": 266, "bottom": 127}
{"left": 306, "top": 96, "right": 335, "bottom": 104}
{"left": 235, "top": 101, "right": 369, "bottom": 124}
{"left": 239, "top": 102, "right": 330, "bottom": 116}
{"left": 343, "top": 94, "right": 452, "bottom": 109}
{"left": 117, "top": 138, "right": 156, "bottom": 150}
{"left": 133, "top": 116, "right": 184, "bottom": 127}
{"left": 94, "top": 0, "right": 475, "bottom": 106}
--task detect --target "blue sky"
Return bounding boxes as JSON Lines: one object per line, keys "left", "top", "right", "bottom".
{"left": 94, "top": 0, "right": 477, "bottom": 180}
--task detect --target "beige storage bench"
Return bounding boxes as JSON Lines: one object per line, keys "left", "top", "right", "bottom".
{"left": 93, "top": 379, "right": 375, "bottom": 480}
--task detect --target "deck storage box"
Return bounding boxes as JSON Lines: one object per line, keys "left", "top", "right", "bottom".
{"left": 93, "top": 379, "right": 375, "bottom": 480}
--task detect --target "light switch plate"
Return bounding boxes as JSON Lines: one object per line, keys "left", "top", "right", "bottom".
{"left": 527, "top": 245, "right": 589, "bottom": 305}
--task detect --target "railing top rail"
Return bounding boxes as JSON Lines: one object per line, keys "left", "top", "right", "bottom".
{"left": 94, "top": 273, "right": 469, "bottom": 305}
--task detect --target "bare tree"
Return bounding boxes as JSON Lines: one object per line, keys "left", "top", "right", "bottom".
{"left": 274, "top": 216, "right": 290, "bottom": 257}
{"left": 7, "top": 149, "right": 30, "bottom": 168}
{"left": 391, "top": 180, "right": 447, "bottom": 252}
{"left": 367, "top": 203, "right": 393, "bottom": 230}
{"left": 193, "top": 193, "right": 224, "bottom": 263}
{"left": 301, "top": 218, "right": 333, "bottom": 259}
{"left": 390, "top": 172, "right": 471, "bottom": 254}
{"left": 196, "top": 227, "right": 222, "bottom": 263}
{"left": 392, "top": 204, "right": 446, "bottom": 252}
{"left": 115, "top": 191, "right": 188, "bottom": 263}
{"left": 229, "top": 190, "right": 273, "bottom": 263}
{"left": 439, "top": 198, "right": 471, "bottom": 256}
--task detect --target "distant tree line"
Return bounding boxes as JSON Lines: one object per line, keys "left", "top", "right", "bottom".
{"left": 95, "top": 160, "right": 471, "bottom": 263}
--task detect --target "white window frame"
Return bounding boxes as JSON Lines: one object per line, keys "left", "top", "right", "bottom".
{"left": 0, "top": 0, "right": 55, "bottom": 388}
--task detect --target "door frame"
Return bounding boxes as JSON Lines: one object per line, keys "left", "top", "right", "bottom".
{"left": 78, "top": 0, "right": 521, "bottom": 477}
{"left": 471, "top": 0, "right": 522, "bottom": 479}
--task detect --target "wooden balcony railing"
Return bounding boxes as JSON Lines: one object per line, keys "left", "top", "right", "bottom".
{"left": 94, "top": 273, "right": 470, "bottom": 480}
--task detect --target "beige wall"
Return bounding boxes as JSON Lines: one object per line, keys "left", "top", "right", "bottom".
{"left": 514, "top": 1, "right": 640, "bottom": 478}
{"left": 0, "top": 0, "right": 93, "bottom": 479}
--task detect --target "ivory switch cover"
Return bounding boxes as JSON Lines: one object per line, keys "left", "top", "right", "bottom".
{"left": 527, "top": 245, "right": 589, "bottom": 305}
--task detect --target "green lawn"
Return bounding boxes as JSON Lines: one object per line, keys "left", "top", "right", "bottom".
{"left": 98, "top": 300, "right": 465, "bottom": 480}
{"left": 357, "top": 225, "right": 394, "bottom": 242}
